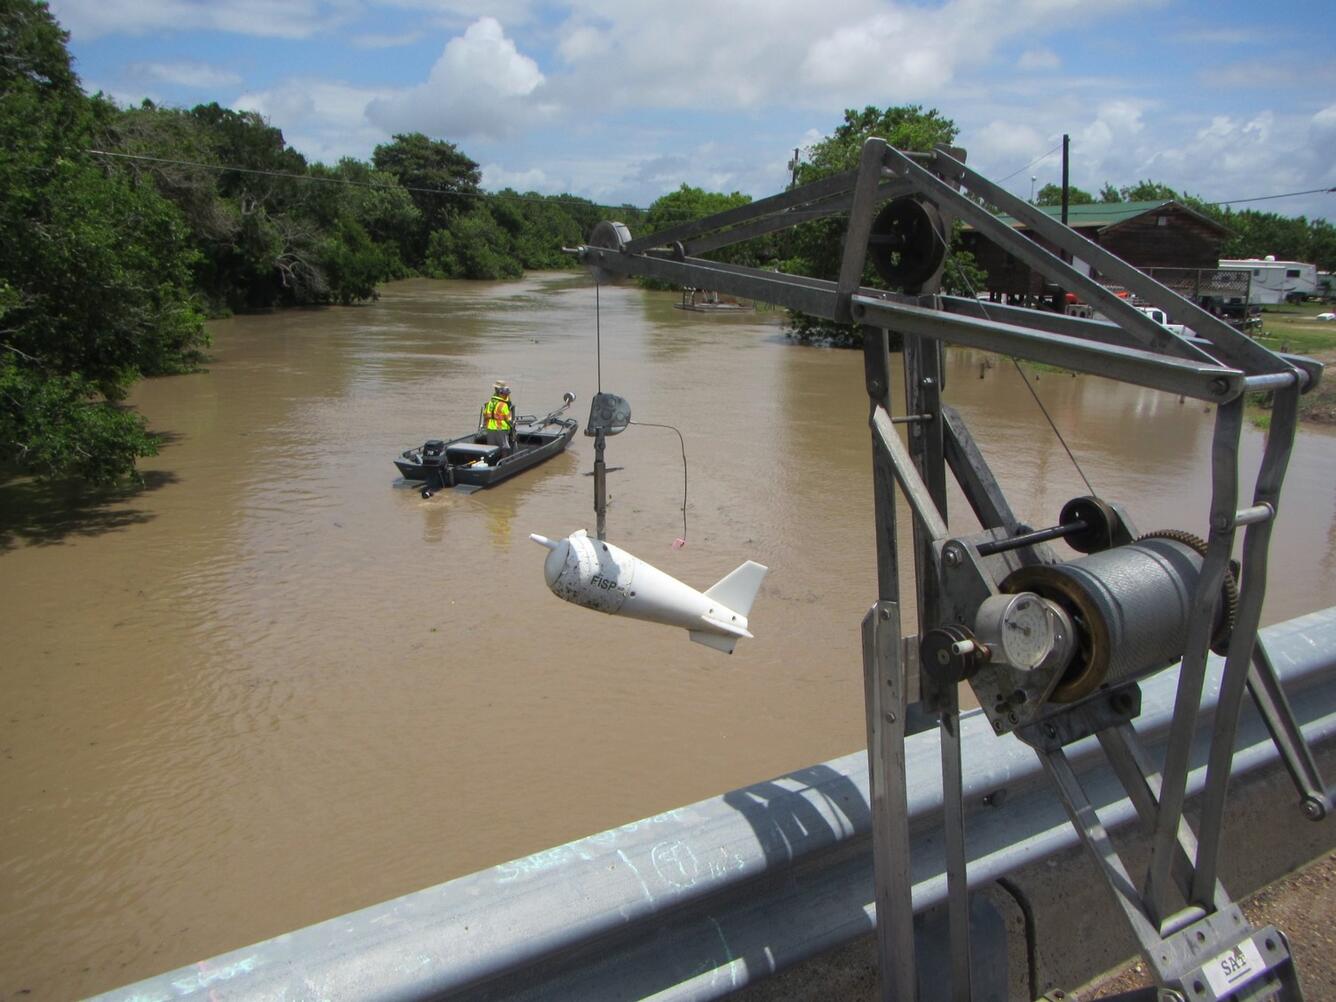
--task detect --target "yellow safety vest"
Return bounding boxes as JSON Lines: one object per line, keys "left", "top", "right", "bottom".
{"left": 483, "top": 395, "right": 512, "bottom": 431}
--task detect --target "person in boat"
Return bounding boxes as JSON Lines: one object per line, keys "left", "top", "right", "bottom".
{"left": 481, "top": 381, "right": 515, "bottom": 456}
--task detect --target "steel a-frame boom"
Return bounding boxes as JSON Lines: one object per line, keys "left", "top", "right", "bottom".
{"left": 576, "top": 138, "right": 1330, "bottom": 1001}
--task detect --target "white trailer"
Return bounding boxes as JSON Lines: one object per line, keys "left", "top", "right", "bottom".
{"left": 1220, "top": 256, "right": 1318, "bottom": 304}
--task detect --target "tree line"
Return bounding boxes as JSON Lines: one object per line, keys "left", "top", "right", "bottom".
{"left": 0, "top": 0, "right": 643, "bottom": 483}
{"left": 1035, "top": 182, "right": 1336, "bottom": 271}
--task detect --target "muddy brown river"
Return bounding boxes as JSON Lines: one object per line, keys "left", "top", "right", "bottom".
{"left": 3, "top": 274, "right": 1335, "bottom": 998}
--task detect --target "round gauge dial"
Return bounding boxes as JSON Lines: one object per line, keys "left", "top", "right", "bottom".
{"left": 998, "top": 595, "right": 1055, "bottom": 669}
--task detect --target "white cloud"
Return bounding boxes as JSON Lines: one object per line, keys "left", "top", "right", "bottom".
{"left": 129, "top": 61, "right": 242, "bottom": 89}
{"left": 800, "top": 10, "right": 960, "bottom": 98}
{"left": 482, "top": 164, "right": 555, "bottom": 192}
{"left": 544, "top": 0, "right": 1154, "bottom": 113}
{"left": 1017, "top": 48, "right": 1060, "bottom": 71}
{"left": 366, "top": 17, "right": 549, "bottom": 140}
{"left": 235, "top": 80, "right": 396, "bottom": 163}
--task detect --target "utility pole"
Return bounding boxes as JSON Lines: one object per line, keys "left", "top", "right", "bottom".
{"left": 1060, "top": 133, "right": 1070, "bottom": 226}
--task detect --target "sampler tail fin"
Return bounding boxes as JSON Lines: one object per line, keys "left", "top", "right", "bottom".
{"left": 703, "top": 560, "right": 768, "bottom": 618}
{"left": 689, "top": 630, "right": 739, "bottom": 655}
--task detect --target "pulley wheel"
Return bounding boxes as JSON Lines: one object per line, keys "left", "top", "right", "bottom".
{"left": 589, "top": 220, "right": 631, "bottom": 252}
{"left": 587, "top": 220, "right": 632, "bottom": 283}
{"left": 868, "top": 197, "right": 947, "bottom": 292}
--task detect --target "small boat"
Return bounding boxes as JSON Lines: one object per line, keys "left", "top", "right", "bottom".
{"left": 395, "top": 392, "right": 578, "bottom": 497}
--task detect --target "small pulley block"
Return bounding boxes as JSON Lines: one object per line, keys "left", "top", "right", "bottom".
{"left": 921, "top": 625, "right": 982, "bottom": 686}
{"left": 868, "top": 197, "right": 948, "bottom": 292}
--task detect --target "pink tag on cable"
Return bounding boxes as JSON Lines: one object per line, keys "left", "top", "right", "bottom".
{"left": 672, "top": 537, "right": 687, "bottom": 550}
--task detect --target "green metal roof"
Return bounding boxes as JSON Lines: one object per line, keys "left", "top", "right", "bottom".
{"left": 993, "top": 200, "right": 1172, "bottom": 228}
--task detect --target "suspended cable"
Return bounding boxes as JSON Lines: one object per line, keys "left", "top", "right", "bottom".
{"left": 947, "top": 257, "right": 1100, "bottom": 499}
{"left": 995, "top": 143, "right": 1063, "bottom": 185}
{"left": 629, "top": 421, "right": 690, "bottom": 547}
{"left": 595, "top": 279, "right": 602, "bottom": 393}
{"left": 1206, "top": 186, "right": 1336, "bottom": 206}
{"left": 84, "top": 148, "right": 651, "bottom": 213}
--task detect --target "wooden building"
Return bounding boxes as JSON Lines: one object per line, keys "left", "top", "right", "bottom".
{"left": 958, "top": 200, "right": 1232, "bottom": 301}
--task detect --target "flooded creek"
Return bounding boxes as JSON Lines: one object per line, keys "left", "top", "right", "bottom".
{"left": 2, "top": 274, "right": 1335, "bottom": 998}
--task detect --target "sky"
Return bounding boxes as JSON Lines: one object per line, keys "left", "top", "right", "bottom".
{"left": 48, "top": 0, "right": 1336, "bottom": 223}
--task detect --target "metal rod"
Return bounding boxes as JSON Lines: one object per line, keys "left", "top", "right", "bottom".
{"left": 891, "top": 413, "right": 934, "bottom": 425}
{"left": 975, "top": 520, "right": 1087, "bottom": 557}
{"left": 1248, "top": 640, "right": 1333, "bottom": 821}
{"left": 1243, "top": 372, "right": 1300, "bottom": 392}
{"left": 1234, "top": 503, "right": 1275, "bottom": 527}
{"left": 593, "top": 428, "right": 608, "bottom": 541}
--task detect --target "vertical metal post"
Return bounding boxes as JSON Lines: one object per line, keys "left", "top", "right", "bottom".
{"left": 903, "top": 335, "right": 971, "bottom": 1001}
{"left": 594, "top": 428, "right": 608, "bottom": 541}
{"left": 863, "top": 325, "right": 918, "bottom": 1001}
{"left": 863, "top": 602, "right": 916, "bottom": 1002}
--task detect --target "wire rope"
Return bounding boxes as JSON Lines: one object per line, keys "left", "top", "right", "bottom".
{"left": 947, "top": 257, "right": 1099, "bottom": 498}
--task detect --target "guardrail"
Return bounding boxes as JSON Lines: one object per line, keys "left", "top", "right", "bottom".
{"left": 98, "top": 608, "right": 1336, "bottom": 1001}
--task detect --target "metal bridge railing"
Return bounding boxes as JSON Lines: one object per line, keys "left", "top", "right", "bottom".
{"left": 96, "top": 608, "right": 1336, "bottom": 1002}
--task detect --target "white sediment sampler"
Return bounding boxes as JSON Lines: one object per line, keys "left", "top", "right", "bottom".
{"left": 530, "top": 530, "right": 768, "bottom": 654}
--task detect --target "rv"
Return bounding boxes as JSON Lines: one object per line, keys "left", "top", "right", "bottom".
{"left": 1219, "top": 256, "right": 1318, "bottom": 305}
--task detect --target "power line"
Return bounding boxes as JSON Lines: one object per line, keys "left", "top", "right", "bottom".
{"left": 996, "top": 143, "right": 1063, "bottom": 184}
{"left": 84, "top": 148, "right": 650, "bottom": 214}
{"left": 1208, "top": 186, "right": 1336, "bottom": 207}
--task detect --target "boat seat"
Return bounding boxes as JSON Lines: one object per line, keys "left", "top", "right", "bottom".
{"left": 446, "top": 442, "right": 502, "bottom": 464}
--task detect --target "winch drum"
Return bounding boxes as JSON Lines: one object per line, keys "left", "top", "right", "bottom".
{"left": 1002, "top": 536, "right": 1220, "bottom": 703}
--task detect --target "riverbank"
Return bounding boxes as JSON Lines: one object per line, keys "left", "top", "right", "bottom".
{"left": 1252, "top": 305, "right": 1336, "bottom": 426}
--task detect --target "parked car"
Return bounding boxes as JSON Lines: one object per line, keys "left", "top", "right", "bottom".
{"left": 1316, "top": 312, "right": 1336, "bottom": 321}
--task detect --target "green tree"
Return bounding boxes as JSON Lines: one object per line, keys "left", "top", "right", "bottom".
{"left": 1, "top": 0, "right": 205, "bottom": 482}
{"left": 1120, "top": 180, "right": 1179, "bottom": 202}
{"left": 1036, "top": 183, "right": 1096, "bottom": 206}
{"left": 1098, "top": 182, "right": 1122, "bottom": 203}
{"left": 793, "top": 105, "right": 959, "bottom": 182}
{"left": 372, "top": 132, "right": 481, "bottom": 264}
{"left": 425, "top": 206, "right": 522, "bottom": 280}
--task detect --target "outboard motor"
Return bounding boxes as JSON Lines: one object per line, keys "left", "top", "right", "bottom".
{"left": 422, "top": 439, "right": 446, "bottom": 462}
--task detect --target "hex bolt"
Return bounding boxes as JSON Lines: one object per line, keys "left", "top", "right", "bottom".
{"left": 1212, "top": 512, "right": 1232, "bottom": 533}
{"left": 879, "top": 607, "right": 892, "bottom": 621}
{"left": 1210, "top": 377, "right": 1230, "bottom": 396}
{"left": 1301, "top": 797, "right": 1325, "bottom": 821}
{"left": 943, "top": 547, "right": 962, "bottom": 568}
{"left": 869, "top": 379, "right": 883, "bottom": 396}
{"left": 1043, "top": 723, "right": 1058, "bottom": 739}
